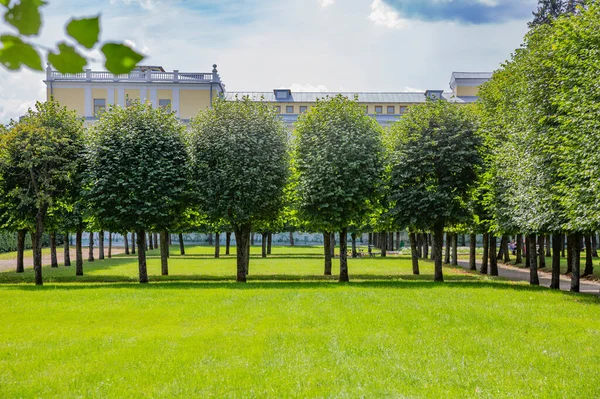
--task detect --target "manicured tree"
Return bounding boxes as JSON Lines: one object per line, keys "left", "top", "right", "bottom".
{"left": 85, "top": 101, "right": 188, "bottom": 283}
{"left": 189, "top": 97, "right": 289, "bottom": 282}
{"left": 295, "top": 95, "right": 384, "bottom": 282}
{"left": 388, "top": 100, "right": 481, "bottom": 282}
{"left": 0, "top": 101, "right": 83, "bottom": 285}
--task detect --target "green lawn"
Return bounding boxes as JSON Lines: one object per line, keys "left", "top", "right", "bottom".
{"left": 0, "top": 245, "right": 599, "bottom": 398}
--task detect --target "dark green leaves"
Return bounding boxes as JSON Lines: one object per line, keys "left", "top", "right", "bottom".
{"left": 0, "top": 35, "right": 41, "bottom": 70}
{"left": 102, "top": 43, "right": 144, "bottom": 74}
{"left": 66, "top": 16, "right": 99, "bottom": 49}
{"left": 0, "top": 0, "right": 10, "bottom": 7}
{"left": 48, "top": 42, "right": 86, "bottom": 73}
{"left": 4, "top": 0, "right": 45, "bottom": 36}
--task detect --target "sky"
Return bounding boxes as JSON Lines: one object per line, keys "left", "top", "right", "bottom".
{"left": 0, "top": 0, "right": 539, "bottom": 123}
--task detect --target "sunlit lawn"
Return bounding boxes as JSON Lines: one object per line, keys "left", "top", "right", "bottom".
{"left": 0, "top": 245, "right": 599, "bottom": 398}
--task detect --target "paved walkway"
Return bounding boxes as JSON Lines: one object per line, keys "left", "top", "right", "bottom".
{"left": 0, "top": 247, "right": 125, "bottom": 273}
{"left": 457, "top": 259, "right": 600, "bottom": 296}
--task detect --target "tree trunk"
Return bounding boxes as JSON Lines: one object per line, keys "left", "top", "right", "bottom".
{"left": 215, "top": 232, "right": 221, "bottom": 258}
{"left": 570, "top": 232, "right": 581, "bottom": 292}
{"left": 562, "top": 234, "right": 566, "bottom": 258}
{"left": 396, "top": 231, "right": 401, "bottom": 250}
{"left": 160, "top": 230, "right": 169, "bottom": 276}
{"left": 207, "top": 232, "right": 213, "bottom": 246}
{"left": 99, "top": 231, "right": 105, "bottom": 260}
{"left": 250, "top": 233, "right": 254, "bottom": 246}
{"left": 389, "top": 232, "right": 394, "bottom": 251}
{"left": 566, "top": 234, "right": 573, "bottom": 274}
{"left": 261, "top": 232, "right": 267, "bottom": 258}
{"left": 503, "top": 235, "right": 511, "bottom": 263}
{"left": 409, "top": 232, "right": 419, "bottom": 275}
{"left": 528, "top": 233, "right": 539, "bottom": 285}
{"left": 423, "top": 231, "right": 429, "bottom": 259}
{"left": 545, "top": 235, "right": 551, "bottom": 257}
{"left": 289, "top": 231, "right": 295, "bottom": 246}
{"left": 551, "top": 233, "right": 561, "bottom": 289}
{"left": 537, "top": 235, "right": 545, "bottom": 269}
{"left": 148, "top": 232, "right": 154, "bottom": 250}
{"left": 515, "top": 233, "right": 523, "bottom": 264}
{"left": 124, "top": 233, "right": 129, "bottom": 255}
{"left": 267, "top": 233, "right": 272, "bottom": 255}
{"left": 88, "top": 232, "right": 95, "bottom": 262}
{"left": 416, "top": 234, "right": 422, "bottom": 258}
{"left": 76, "top": 229, "right": 83, "bottom": 276}
{"left": 153, "top": 233, "right": 158, "bottom": 250}
{"left": 324, "top": 232, "right": 332, "bottom": 275}
{"left": 444, "top": 233, "right": 451, "bottom": 264}
{"left": 525, "top": 235, "right": 531, "bottom": 268}
{"left": 489, "top": 235, "right": 498, "bottom": 276}
{"left": 368, "top": 233, "right": 372, "bottom": 256}
{"left": 178, "top": 233, "right": 185, "bottom": 255}
{"left": 48, "top": 231, "right": 58, "bottom": 268}
{"left": 246, "top": 232, "right": 251, "bottom": 275}
{"left": 432, "top": 224, "right": 444, "bottom": 282}
{"left": 381, "top": 231, "right": 387, "bottom": 257}
{"left": 339, "top": 228, "right": 349, "bottom": 282}
{"left": 469, "top": 233, "right": 476, "bottom": 271}
{"left": 108, "top": 232, "right": 112, "bottom": 258}
{"left": 234, "top": 225, "right": 250, "bottom": 282}
{"left": 481, "top": 233, "right": 489, "bottom": 275}
{"left": 131, "top": 232, "right": 136, "bottom": 255}
{"left": 136, "top": 229, "right": 148, "bottom": 283}
{"left": 461, "top": 234, "right": 466, "bottom": 247}
{"left": 351, "top": 233, "right": 357, "bottom": 258}
{"left": 497, "top": 235, "right": 505, "bottom": 260}
{"left": 592, "top": 233, "right": 598, "bottom": 257}
{"left": 330, "top": 232, "right": 335, "bottom": 259}
{"left": 583, "top": 235, "right": 594, "bottom": 276}
{"left": 451, "top": 233, "right": 458, "bottom": 266}
{"left": 16, "top": 229, "right": 25, "bottom": 273}
{"left": 226, "top": 232, "right": 231, "bottom": 255}
{"left": 33, "top": 207, "right": 46, "bottom": 286}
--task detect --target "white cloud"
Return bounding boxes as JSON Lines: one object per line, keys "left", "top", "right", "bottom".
{"left": 110, "top": 0, "right": 157, "bottom": 10}
{"left": 368, "top": 0, "right": 409, "bottom": 29}
{"left": 403, "top": 87, "right": 424, "bottom": 93}
{"left": 290, "top": 83, "right": 329, "bottom": 92}
{"left": 317, "top": 0, "right": 335, "bottom": 7}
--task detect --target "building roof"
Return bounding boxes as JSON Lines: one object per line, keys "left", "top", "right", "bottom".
{"left": 449, "top": 72, "right": 493, "bottom": 90}
{"left": 225, "top": 91, "right": 478, "bottom": 103}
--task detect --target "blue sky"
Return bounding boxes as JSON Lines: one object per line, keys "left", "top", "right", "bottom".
{"left": 0, "top": 0, "right": 538, "bottom": 123}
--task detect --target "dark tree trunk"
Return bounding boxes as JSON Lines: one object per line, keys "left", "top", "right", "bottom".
{"left": 592, "top": 233, "right": 598, "bottom": 257}
{"left": 76, "top": 230, "right": 83, "bottom": 276}
{"left": 381, "top": 231, "right": 387, "bottom": 257}
{"left": 207, "top": 232, "right": 213, "bottom": 246}
{"left": 339, "top": 228, "right": 349, "bottom": 282}
{"left": 497, "top": 235, "right": 505, "bottom": 260}
{"left": 64, "top": 233, "right": 71, "bottom": 266}
{"left": 481, "top": 233, "right": 489, "bottom": 275}
{"left": 583, "top": 235, "right": 594, "bottom": 276}
{"left": 451, "top": 233, "right": 458, "bottom": 266}
{"left": 429, "top": 234, "right": 434, "bottom": 260}
{"left": 390, "top": 232, "right": 394, "bottom": 251}
{"left": 215, "top": 232, "right": 221, "bottom": 258}
{"left": 545, "top": 235, "right": 551, "bottom": 257}
{"left": 267, "top": 233, "right": 272, "bottom": 255}
{"left": 423, "top": 231, "right": 429, "bottom": 259}
{"left": 33, "top": 207, "right": 46, "bottom": 286}
{"left": 330, "top": 233, "right": 335, "bottom": 259}
{"left": 50, "top": 231, "right": 58, "bottom": 268}
{"left": 160, "top": 230, "right": 169, "bottom": 276}
{"left": 432, "top": 224, "right": 444, "bottom": 282}
{"left": 234, "top": 225, "right": 250, "bottom": 282}
{"left": 503, "top": 235, "right": 511, "bottom": 263}
{"left": 562, "top": 234, "right": 566, "bottom": 258}
{"left": 250, "top": 233, "right": 254, "bottom": 246}
{"left": 124, "top": 232, "right": 129, "bottom": 255}
{"left": 489, "top": 235, "right": 498, "bottom": 276}
{"left": 570, "top": 232, "right": 581, "bottom": 292}
{"left": 566, "top": 234, "right": 573, "bottom": 274}
{"left": 226, "top": 232, "right": 231, "bottom": 255}
{"left": 261, "top": 232, "right": 267, "bottom": 258}
{"left": 289, "top": 231, "right": 295, "bottom": 246}
{"left": 153, "top": 233, "right": 158, "bottom": 250}
{"left": 525, "top": 235, "right": 531, "bottom": 268}
{"left": 136, "top": 229, "right": 148, "bottom": 283}
{"left": 528, "top": 234, "right": 539, "bottom": 285}
{"left": 538, "top": 235, "right": 545, "bottom": 269}
{"left": 515, "top": 233, "right": 523, "bottom": 264}
{"left": 396, "top": 231, "right": 401, "bottom": 251}
{"left": 108, "top": 232, "right": 112, "bottom": 258}
{"left": 409, "top": 232, "right": 419, "bottom": 275}
{"left": 88, "top": 232, "right": 95, "bottom": 262}
{"left": 351, "top": 233, "right": 357, "bottom": 258}
{"left": 131, "top": 232, "right": 136, "bottom": 255}
{"left": 148, "top": 232, "right": 154, "bottom": 250}
{"left": 323, "top": 232, "right": 332, "bottom": 275}
{"left": 368, "top": 233, "right": 372, "bottom": 256}
{"left": 99, "top": 231, "right": 105, "bottom": 260}
{"left": 246, "top": 232, "right": 251, "bottom": 275}
{"left": 469, "top": 233, "right": 476, "bottom": 271}
{"left": 179, "top": 233, "right": 185, "bottom": 255}
{"left": 551, "top": 233, "right": 561, "bottom": 289}
{"left": 444, "top": 233, "right": 451, "bottom": 264}
{"left": 16, "top": 229, "right": 25, "bottom": 273}
{"left": 416, "top": 234, "right": 422, "bottom": 258}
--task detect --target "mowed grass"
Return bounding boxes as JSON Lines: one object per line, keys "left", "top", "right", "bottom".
{"left": 0, "top": 246, "right": 599, "bottom": 398}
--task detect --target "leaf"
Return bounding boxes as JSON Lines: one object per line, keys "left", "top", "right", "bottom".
{"left": 0, "top": 35, "right": 42, "bottom": 70}
{"left": 4, "top": 0, "right": 45, "bottom": 36}
{"left": 101, "top": 43, "right": 143, "bottom": 74}
{"left": 66, "top": 16, "right": 100, "bottom": 49}
{"left": 0, "top": 0, "right": 10, "bottom": 7}
{"left": 48, "top": 42, "right": 86, "bottom": 73}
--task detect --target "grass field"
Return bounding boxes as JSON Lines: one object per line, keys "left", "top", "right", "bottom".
{"left": 1, "top": 245, "right": 599, "bottom": 398}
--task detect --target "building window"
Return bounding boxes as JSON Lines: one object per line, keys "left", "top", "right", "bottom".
{"left": 375, "top": 106, "right": 383, "bottom": 114}
{"left": 275, "top": 106, "right": 281, "bottom": 113}
{"left": 159, "top": 99, "right": 171, "bottom": 112}
{"left": 299, "top": 106, "right": 307, "bottom": 113}
{"left": 94, "top": 98, "right": 106, "bottom": 115}
{"left": 365, "top": 106, "right": 369, "bottom": 114}
{"left": 399, "top": 106, "right": 407, "bottom": 114}
{"left": 286, "top": 105, "right": 294, "bottom": 114}
{"left": 387, "top": 106, "right": 395, "bottom": 114}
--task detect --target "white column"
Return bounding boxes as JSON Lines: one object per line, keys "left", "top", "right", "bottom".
{"left": 107, "top": 86, "right": 115, "bottom": 106}
{"left": 149, "top": 87, "right": 158, "bottom": 108}
{"left": 84, "top": 86, "right": 92, "bottom": 118}
{"left": 117, "top": 87, "right": 125, "bottom": 107}
{"left": 172, "top": 87, "right": 180, "bottom": 117}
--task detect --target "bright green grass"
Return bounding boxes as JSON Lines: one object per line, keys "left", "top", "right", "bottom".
{"left": 1, "top": 246, "right": 599, "bottom": 398}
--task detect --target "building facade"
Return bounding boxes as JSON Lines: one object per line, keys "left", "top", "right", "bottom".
{"left": 43, "top": 64, "right": 491, "bottom": 126}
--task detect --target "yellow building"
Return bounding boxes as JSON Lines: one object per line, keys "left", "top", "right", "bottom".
{"left": 44, "top": 65, "right": 491, "bottom": 126}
